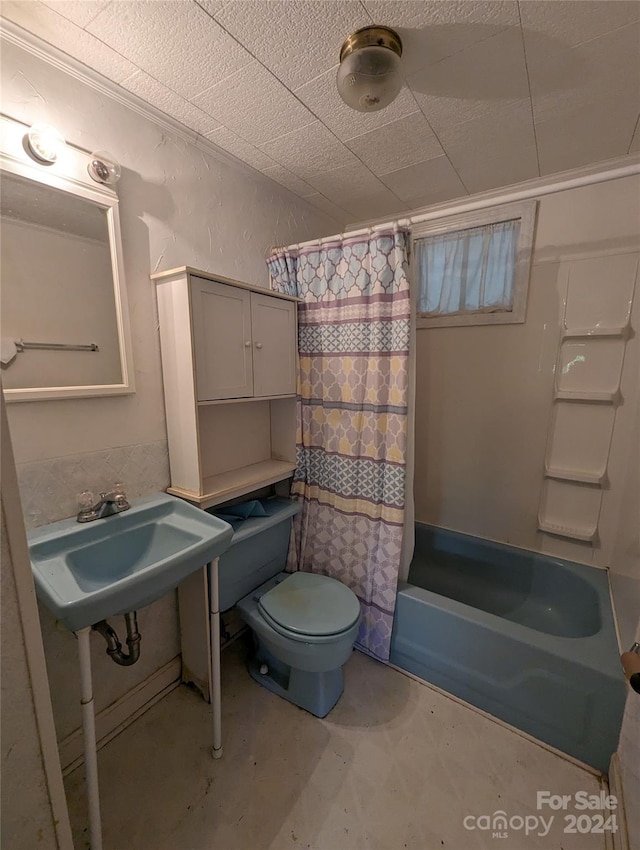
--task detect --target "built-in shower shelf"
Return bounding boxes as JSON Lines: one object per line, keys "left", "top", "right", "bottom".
{"left": 554, "top": 389, "right": 620, "bottom": 404}
{"left": 562, "top": 325, "right": 629, "bottom": 339}
{"left": 537, "top": 518, "right": 598, "bottom": 543}
{"left": 544, "top": 467, "right": 606, "bottom": 486}
{"left": 538, "top": 252, "right": 638, "bottom": 554}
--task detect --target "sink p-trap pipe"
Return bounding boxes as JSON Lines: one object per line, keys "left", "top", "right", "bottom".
{"left": 93, "top": 612, "right": 141, "bottom": 666}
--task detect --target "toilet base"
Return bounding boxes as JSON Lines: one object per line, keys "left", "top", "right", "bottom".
{"left": 248, "top": 639, "right": 344, "bottom": 718}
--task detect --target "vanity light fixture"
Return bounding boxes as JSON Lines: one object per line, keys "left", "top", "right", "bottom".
{"left": 336, "top": 25, "right": 403, "bottom": 112}
{"left": 26, "top": 123, "right": 66, "bottom": 164}
{"left": 87, "top": 151, "right": 121, "bottom": 185}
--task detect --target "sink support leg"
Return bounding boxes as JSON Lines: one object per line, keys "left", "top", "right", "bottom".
{"left": 77, "top": 627, "right": 103, "bottom": 850}
{"left": 209, "top": 557, "right": 223, "bottom": 759}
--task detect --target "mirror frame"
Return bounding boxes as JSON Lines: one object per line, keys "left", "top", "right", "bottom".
{"left": 0, "top": 115, "right": 135, "bottom": 402}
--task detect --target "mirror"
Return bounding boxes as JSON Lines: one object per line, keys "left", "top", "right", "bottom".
{"left": 0, "top": 116, "right": 135, "bottom": 401}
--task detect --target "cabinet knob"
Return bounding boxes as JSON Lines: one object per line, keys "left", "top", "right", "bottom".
{"left": 255, "top": 342, "right": 263, "bottom": 349}
{"left": 244, "top": 341, "right": 251, "bottom": 347}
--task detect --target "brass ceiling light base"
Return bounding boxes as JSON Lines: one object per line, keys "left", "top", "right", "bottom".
{"left": 339, "top": 26, "right": 403, "bottom": 64}
{"left": 336, "top": 25, "right": 404, "bottom": 113}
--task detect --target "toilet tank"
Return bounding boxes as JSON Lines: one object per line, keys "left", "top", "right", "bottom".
{"left": 211, "top": 498, "right": 301, "bottom": 611}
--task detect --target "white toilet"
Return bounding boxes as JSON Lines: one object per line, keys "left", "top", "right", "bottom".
{"left": 214, "top": 498, "right": 361, "bottom": 717}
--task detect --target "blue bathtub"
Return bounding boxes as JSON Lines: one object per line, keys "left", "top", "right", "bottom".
{"left": 389, "top": 523, "right": 627, "bottom": 773}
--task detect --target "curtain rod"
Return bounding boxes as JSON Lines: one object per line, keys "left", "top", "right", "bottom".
{"left": 274, "top": 159, "right": 640, "bottom": 255}
{"left": 271, "top": 219, "right": 411, "bottom": 255}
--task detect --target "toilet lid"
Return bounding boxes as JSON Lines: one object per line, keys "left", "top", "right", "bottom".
{"left": 258, "top": 572, "right": 361, "bottom": 637}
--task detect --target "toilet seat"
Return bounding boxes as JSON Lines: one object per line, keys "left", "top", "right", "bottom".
{"left": 258, "top": 572, "right": 360, "bottom": 644}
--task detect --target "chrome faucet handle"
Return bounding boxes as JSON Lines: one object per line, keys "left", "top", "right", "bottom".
{"left": 77, "top": 490, "right": 95, "bottom": 511}
{"left": 76, "top": 484, "right": 129, "bottom": 522}
{"left": 111, "top": 482, "right": 128, "bottom": 502}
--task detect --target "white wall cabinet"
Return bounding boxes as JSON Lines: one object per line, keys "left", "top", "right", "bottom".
{"left": 250, "top": 291, "right": 297, "bottom": 397}
{"left": 191, "top": 278, "right": 296, "bottom": 401}
{"left": 191, "top": 277, "right": 253, "bottom": 401}
{"left": 152, "top": 266, "right": 298, "bottom": 509}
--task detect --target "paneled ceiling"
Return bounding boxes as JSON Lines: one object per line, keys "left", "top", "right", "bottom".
{"left": 2, "top": 0, "right": 639, "bottom": 223}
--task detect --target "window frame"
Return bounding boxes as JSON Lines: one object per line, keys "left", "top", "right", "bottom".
{"left": 412, "top": 200, "right": 537, "bottom": 329}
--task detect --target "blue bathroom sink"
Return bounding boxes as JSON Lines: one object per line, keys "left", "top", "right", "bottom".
{"left": 28, "top": 493, "right": 233, "bottom": 633}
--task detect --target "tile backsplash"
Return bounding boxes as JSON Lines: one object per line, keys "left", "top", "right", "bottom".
{"left": 16, "top": 440, "right": 170, "bottom": 529}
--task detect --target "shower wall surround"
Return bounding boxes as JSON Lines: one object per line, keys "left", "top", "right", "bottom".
{"left": 1, "top": 37, "right": 341, "bottom": 757}
{"left": 414, "top": 174, "right": 640, "bottom": 577}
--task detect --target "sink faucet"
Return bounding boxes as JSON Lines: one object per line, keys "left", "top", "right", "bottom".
{"left": 77, "top": 485, "right": 130, "bottom": 523}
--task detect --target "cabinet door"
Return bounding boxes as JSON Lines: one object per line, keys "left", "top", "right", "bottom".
{"left": 191, "top": 277, "right": 253, "bottom": 400}
{"left": 250, "top": 293, "right": 297, "bottom": 396}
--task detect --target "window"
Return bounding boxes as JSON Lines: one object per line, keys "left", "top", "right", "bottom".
{"left": 412, "top": 201, "right": 537, "bottom": 328}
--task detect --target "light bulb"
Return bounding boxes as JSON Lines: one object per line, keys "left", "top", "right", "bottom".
{"left": 26, "top": 123, "right": 66, "bottom": 163}
{"left": 337, "top": 26, "right": 403, "bottom": 113}
{"left": 87, "top": 151, "right": 121, "bottom": 184}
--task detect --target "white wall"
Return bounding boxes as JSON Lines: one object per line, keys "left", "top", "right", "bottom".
{"left": 414, "top": 174, "right": 640, "bottom": 581}
{"left": 1, "top": 38, "right": 341, "bottom": 754}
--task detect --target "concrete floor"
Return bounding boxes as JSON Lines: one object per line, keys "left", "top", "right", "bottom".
{"left": 65, "top": 639, "right": 608, "bottom": 850}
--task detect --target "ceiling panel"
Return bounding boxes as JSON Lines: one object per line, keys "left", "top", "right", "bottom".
{"left": 363, "top": 1, "right": 520, "bottom": 76}
{"left": 203, "top": 126, "right": 278, "bottom": 171}
{"left": 524, "top": 21, "right": 640, "bottom": 124}
{"left": 261, "top": 164, "right": 317, "bottom": 198}
{"left": 409, "top": 27, "right": 530, "bottom": 129}
{"left": 456, "top": 144, "right": 539, "bottom": 195}
{"left": 194, "top": 0, "right": 228, "bottom": 18}
{"left": 258, "top": 121, "right": 359, "bottom": 179}
{"left": 304, "top": 160, "right": 393, "bottom": 205}
{"left": 213, "top": 0, "right": 371, "bottom": 91}
{"left": 379, "top": 155, "right": 467, "bottom": 205}
{"left": 436, "top": 100, "right": 536, "bottom": 172}
{"left": 518, "top": 0, "right": 640, "bottom": 48}
{"left": 120, "top": 69, "right": 221, "bottom": 136}
{"left": 1, "top": 0, "right": 638, "bottom": 223}
{"left": 304, "top": 192, "right": 351, "bottom": 222}
{"left": 345, "top": 111, "right": 444, "bottom": 176}
{"left": 86, "top": 0, "right": 253, "bottom": 100}
{"left": 191, "top": 60, "right": 316, "bottom": 145}
{"left": 535, "top": 95, "right": 640, "bottom": 175}
{"left": 40, "top": 0, "right": 111, "bottom": 28}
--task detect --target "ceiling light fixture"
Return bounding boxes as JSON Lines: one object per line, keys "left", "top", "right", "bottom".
{"left": 336, "top": 25, "right": 403, "bottom": 113}
{"left": 26, "top": 123, "right": 66, "bottom": 164}
{"left": 87, "top": 151, "right": 121, "bottom": 185}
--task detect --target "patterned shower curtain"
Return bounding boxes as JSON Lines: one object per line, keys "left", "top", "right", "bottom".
{"left": 267, "top": 229, "right": 410, "bottom": 661}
